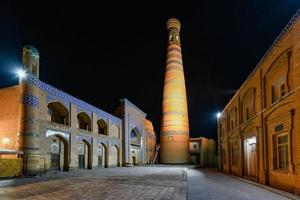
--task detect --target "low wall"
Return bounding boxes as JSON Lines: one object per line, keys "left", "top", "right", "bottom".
{"left": 0, "top": 158, "right": 23, "bottom": 178}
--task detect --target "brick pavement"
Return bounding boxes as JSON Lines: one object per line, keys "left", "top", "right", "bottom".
{"left": 0, "top": 166, "right": 187, "bottom": 200}
{"left": 1, "top": 166, "right": 299, "bottom": 200}
{"left": 187, "top": 168, "right": 300, "bottom": 200}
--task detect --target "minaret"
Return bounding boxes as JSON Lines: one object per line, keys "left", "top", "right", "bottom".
{"left": 18, "top": 45, "right": 41, "bottom": 175}
{"left": 160, "top": 18, "right": 189, "bottom": 163}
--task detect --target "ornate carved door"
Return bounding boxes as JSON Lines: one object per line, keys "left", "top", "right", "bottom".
{"left": 78, "top": 155, "right": 85, "bottom": 169}
{"left": 51, "top": 154, "right": 60, "bottom": 172}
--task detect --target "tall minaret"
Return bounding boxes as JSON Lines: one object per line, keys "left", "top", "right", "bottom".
{"left": 160, "top": 18, "right": 189, "bottom": 163}
{"left": 18, "top": 45, "right": 41, "bottom": 175}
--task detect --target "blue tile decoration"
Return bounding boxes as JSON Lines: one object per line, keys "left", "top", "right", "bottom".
{"left": 24, "top": 115, "right": 38, "bottom": 124}
{"left": 24, "top": 74, "right": 121, "bottom": 124}
{"left": 46, "top": 94, "right": 70, "bottom": 110}
{"left": 111, "top": 139, "right": 120, "bottom": 147}
{"left": 96, "top": 138, "right": 109, "bottom": 146}
{"left": 97, "top": 115, "right": 108, "bottom": 121}
{"left": 77, "top": 107, "right": 92, "bottom": 117}
{"left": 76, "top": 135, "right": 82, "bottom": 141}
{"left": 76, "top": 134, "right": 93, "bottom": 145}
{"left": 20, "top": 93, "right": 39, "bottom": 108}
{"left": 162, "top": 130, "right": 189, "bottom": 136}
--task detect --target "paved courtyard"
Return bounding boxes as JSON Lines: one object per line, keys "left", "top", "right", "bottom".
{"left": 0, "top": 166, "right": 299, "bottom": 200}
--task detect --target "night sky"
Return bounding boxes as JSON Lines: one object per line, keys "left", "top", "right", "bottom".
{"left": 1, "top": 1, "right": 300, "bottom": 141}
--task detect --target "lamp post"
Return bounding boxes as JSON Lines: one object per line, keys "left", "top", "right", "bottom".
{"left": 216, "top": 112, "right": 222, "bottom": 170}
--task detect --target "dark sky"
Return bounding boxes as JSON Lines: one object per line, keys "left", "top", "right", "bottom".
{"left": 1, "top": 1, "right": 300, "bottom": 140}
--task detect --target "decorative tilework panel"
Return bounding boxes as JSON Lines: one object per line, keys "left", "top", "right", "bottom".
{"left": 161, "top": 130, "right": 189, "bottom": 136}
{"left": 46, "top": 94, "right": 70, "bottom": 110}
{"left": 96, "top": 138, "right": 109, "bottom": 146}
{"left": 20, "top": 94, "right": 39, "bottom": 108}
{"left": 77, "top": 107, "right": 92, "bottom": 117}
{"left": 24, "top": 74, "right": 121, "bottom": 123}
{"left": 76, "top": 134, "right": 92, "bottom": 145}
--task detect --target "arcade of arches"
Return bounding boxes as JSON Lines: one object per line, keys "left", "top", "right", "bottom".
{"left": 0, "top": 45, "right": 157, "bottom": 178}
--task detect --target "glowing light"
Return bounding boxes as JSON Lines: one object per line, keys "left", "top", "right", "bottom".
{"left": 16, "top": 69, "right": 26, "bottom": 79}
{"left": 2, "top": 137, "right": 10, "bottom": 145}
{"left": 246, "top": 137, "right": 256, "bottom": 145}
{"left": 217, "top": 112, "right": 222, "bottom": 119}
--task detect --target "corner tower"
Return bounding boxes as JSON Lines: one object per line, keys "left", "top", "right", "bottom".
{"left": 160, "top": 18, "right": 189, "bottom": 163}
{"left": 22, "top": 45, "right": 40, "bottom": 78}
{"left": 18, "top": 45, "right": 41, "bottom": 175}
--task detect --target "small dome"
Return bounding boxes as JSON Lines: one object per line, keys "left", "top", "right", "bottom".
{"left": 145, "top": 119, "right": 154, "bottom": 133}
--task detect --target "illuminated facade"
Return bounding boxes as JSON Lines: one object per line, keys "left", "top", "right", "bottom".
{"left": 218, "top": 10, "right": 300, "bottom": 194}
{"left": 0, "top": 46, "right": 156, "bottom": 176}
{"left": 145, "top": 119, "right": 157, "bottom": 163}
{"left": 115, "top": 99, "right": 157, "bottom": 166}
{"left": 189, "top": 137, "right": 217, "bottom": 168}
{"left": 160, "top": 18, "right": 190, "bottom": 163}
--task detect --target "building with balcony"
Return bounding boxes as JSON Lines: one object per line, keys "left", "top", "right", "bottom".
{"left": 0, "top": 45, "right": 157, "bottom": 176}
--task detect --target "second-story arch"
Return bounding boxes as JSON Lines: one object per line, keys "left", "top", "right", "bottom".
{"left": 241, "top": 87, "right": 256, "bottom": 122}
{"left": 48, "top": 101, "right": 69, "bottom": 126}
{"left": 228, "top": 107, "right": 237, "bottom": 131}
{"left": 110, "top": 124, "right": 119, "bottom": 138}
{"left": 97, "top": 119, "right": 108, "bottom": 135}
{"left": 77, "top": 112, "right": 91, "bottom": 131}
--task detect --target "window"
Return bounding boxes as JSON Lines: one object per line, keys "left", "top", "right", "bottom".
{"left": 222, "top": 149, "right": 227, "bottom": 164}
{"left": 273, "top": 134, "right": 289, "bottom": 170}
{"left": 231, "top": 141, "right": 239, "bottom": 166}
{"left": 32, "top": 62, "right": 38, "bottom": 76}
{"left": 280, "top": 84, "right": 286, "bottom": 97}
{"left": 193, "top": 144, "right": 197, "bottom": 150}
{"left": 271, "top": 86, "right": 276, "bottom": 103}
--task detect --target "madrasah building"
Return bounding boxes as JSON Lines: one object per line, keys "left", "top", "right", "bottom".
{"left": 218, "top": 9, "right": 300, "bottom": 194}
{"left": 0, "top": 17, "right": 217, "bottom": 178}
{"left": 0, "top": 45, "right": 157, "bottom": 175}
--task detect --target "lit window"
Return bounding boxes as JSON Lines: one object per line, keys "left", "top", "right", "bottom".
{"left": 273, "top": 134, "right": 289, "bottom": 170}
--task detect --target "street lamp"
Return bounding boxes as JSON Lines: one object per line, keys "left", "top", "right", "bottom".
{"left": 216, "top": 112, "right": 222, "bottom": 170}
{"left": 16, "top": 69, "right": 27, "bottom": 79}
{"left": 2, "top": 137, "right": 10, "bottom": 145}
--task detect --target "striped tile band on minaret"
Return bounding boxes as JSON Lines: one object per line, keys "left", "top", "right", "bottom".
{"left": 160, "top": 18, "right": 190, "bottom": 164}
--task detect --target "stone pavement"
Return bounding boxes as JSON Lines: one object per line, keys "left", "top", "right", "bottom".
{"left": 187, "top": 168, "right": 300, "bottom": 200}
{"left": 1, "top": 166, "right": 299, "bottom": 200}
{"left": 0, "top": 166, "right": 187, "bottom": 200}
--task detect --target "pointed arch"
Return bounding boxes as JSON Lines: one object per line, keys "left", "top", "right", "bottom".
{"left": 97, "top": 119, "right": 108, "bottom": 135}
{"left": 48, "top": 101, "right": 69, "bottom": 126}
{"left": 77, "top": 112, "right": 91, "bottom": 131}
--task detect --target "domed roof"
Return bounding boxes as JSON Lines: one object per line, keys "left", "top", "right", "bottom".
{"left": 145, "top": 119, "right": 155, "bottom": 134}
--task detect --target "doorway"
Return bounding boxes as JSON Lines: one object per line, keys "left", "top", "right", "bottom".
{"left": 50, "top": 154, "right": 60, "bottom": 172}
{"left": 78, "top": 155, "right": 85, "bottom": 169}
{"left": 244, "top": 137, "right": 257, "bottom": 179}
